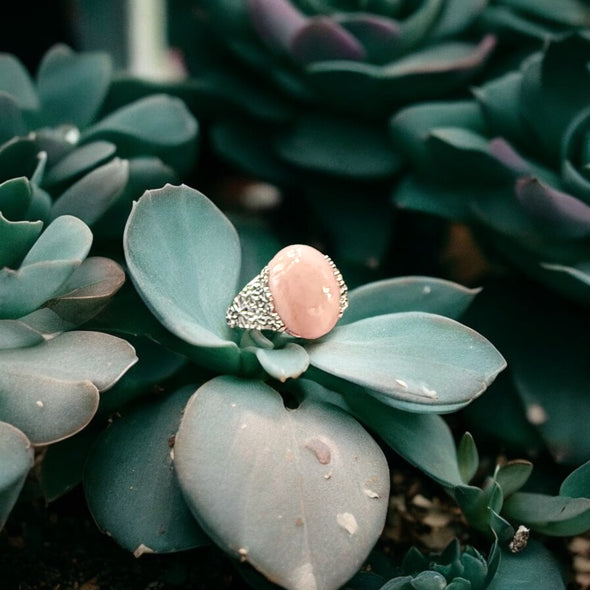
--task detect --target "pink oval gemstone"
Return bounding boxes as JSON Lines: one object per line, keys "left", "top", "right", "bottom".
{"left": 268, "top": 244, "right": 342, "bottom": 339}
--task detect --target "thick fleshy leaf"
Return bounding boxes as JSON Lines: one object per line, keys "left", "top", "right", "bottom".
{"left": 503, "top": 0, "right": 590, "bottom": 27}
{"left": 515, "top": 176, "right": 590, "bottom": 238}
{"left": 560, "top": 460, "right": 590, "bottom": 497}
{"left": 275, "top": 111, "right": 402, "bottom": 179}
{"left": 0, "top": 213, "right": 43, "bottom": 268}
{"left": 81, "top": 94, "right": 198, "bottom": 174}
{"left": 123, "top": 184, "right": 241, "bottom": 365}
{"left": 43, "top": 140, "right": 117, "bottom": 188}
{"left": 494, "top": 460, "right": 533, "bottom": 497}
{"left": 174, "top": 376, "right": 390, "bottom": 590}
{"left": 291, "top": 17, "right": 366, "bottom": 65}
{"left": 307, "top": 312, "right": 506, "bottom": 413}
{"left": 46, "top": 256, "right": 126, "bottom": 325}
{"left": 428, "top": 0, "right": 488, "bottom": 39}
{"left": 486, "top": 540, "right": 566, "bottom": 590}
{"left": 36, "top": 44, "right": 112, "bottom": 128}
{"left": 84, "top": 386, "right": 209, "bottom": 554}
{"left": 342, "top": 276, "right": 480, "bottom": 325}
{"left": 336, "top": 383, "right": 463, "bottom": 488}
{"left": 502, "top": 491, "right": 590, "bottom": 536}
{"left": 457, "top": 432, "right": 479, "bottom": 485}
{"left": 0, "top": 331, "right": 137, "bottom": 444}
{"left": 397, "top": 0, "right": 445, "bottom": 52}
{"left": 0, "top": 308, "right": 71, "bottom": 350}
{"left": 0, "top": 421, "right": 34, "bottom": 529}
{"left": 50, "top": 157, "right": 129, "bottom": 225}
{"left": 390, "top": 100, "right": 487, "bottom": 175}
{"left": 0, "top": 94, "right": 28, "bottom": 145}
{"left": 0, "top": 215, "right": 92, "bottom": 319}
{"left": 0, "top": 138, "right": 39, "bottom": 186}
{"left": 0, "top": 177, "right": 35, "bottom": 222}
{"left": 255, "top": 343, "right": 310, "bottom": 382}
{"left": 248, "top": 0, "right": 308, "bottom": 53}
{"left": 0, "top": 53, "right": 39, "bottom": 112}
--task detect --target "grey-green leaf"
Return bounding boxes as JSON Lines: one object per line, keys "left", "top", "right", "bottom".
{"left": 84, "top": 386, "right": 209, "bottom": 554}
{"left": 342, "top": 276, "right": 480, "bottom": 325}
{"left": 255, "top": 343, "right": 310, "bottom": 382}
{"left": 174, "top": 376, "right": 390, "bottom": 590}
{"left": 0, "top": 331, "right": 137, "bottom": 444}
{"left": 307, "top": 312, "right": 506, "bottom": 413}
{"left": 0, "top": 421, "right": 34, "bottom": 529}
{"left": 123, "top": 184, "right": 241, "bottom": 364}
{"left": 457, "top": 432, "right": 479, "bottom": 485}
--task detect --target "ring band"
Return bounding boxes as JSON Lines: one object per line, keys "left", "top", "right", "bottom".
{"left": 226, "top": 244, "right": 348, "bottom": 340}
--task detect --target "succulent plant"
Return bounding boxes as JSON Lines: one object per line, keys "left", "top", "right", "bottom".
{"left": 0, "top": 43, "right": 198, "bottom": 246}
{"left": 0, "top": 188, "right": 138, "bottom": 528}
{"left": 389, "top": 32, "right": 590, "bottom": 470}
{"left": 62, "top": 182, "right": 509, "bottom": 590}
{"left": 163, "top": 0, "right": 498, "bottom": 277}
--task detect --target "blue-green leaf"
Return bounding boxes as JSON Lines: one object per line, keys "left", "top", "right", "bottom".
{"left": 255, "top": 343, "right": 310, "bottom": 382}
{"left": 174, "top": 376, "right": 390, "bottom": 590}
{"left": 307, "top": 312, "right": 506, "bottom": 413}
{"left": 0, "top": 54, "right": 39, "bottom": 112}
{"left": 342, "top": 276, "right": 480, "bottom": 324}
{"left": 0, "top": 421, "right": 34, "bottom": 529}
{"left": 0, "top": 331, "right": 137, "bottom": 444}
{"left": 36, "top": 44, "right": 112, "bottom": 128}
{"left": 84, "top": 386, "right": 209, "bottom": 554}
{"left": 123, "top": 184, "right": 241, "bottom": 369}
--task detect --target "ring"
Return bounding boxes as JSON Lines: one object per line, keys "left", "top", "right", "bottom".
{"left": 226, "top": 244, "right": 348, "bottom": 340}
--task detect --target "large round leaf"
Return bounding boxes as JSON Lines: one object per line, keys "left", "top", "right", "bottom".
{"left": 123, "top": 184, "right": 241, "bottom": 368}
{"left": 0, "top": 331, "right": 137, "bottom": 444}
{"left": 84, "top": 386, "right": 209, "bottom": 555}
{"left": 174, "top": 376, "right": 390, "bottom": 590}
{"left": 307, "top": 312, "right": 506, "bottom": 413}
{"left": 0, "top": 421, "right": 34, "bottom": 529}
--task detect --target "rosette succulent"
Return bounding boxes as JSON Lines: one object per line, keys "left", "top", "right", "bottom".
{"left": 0, "top": 43, "right": 198, "bottom": 247}
{"left": 66, "top": 182, "right": 511, "bottom": 590}
{"left": 167, "top": 0, "right": 497, "bottom": 275}
{"left": 389, "top": 32, "right": 590, "bottom": 467}
{"left": 0, "top": 184, "right": 137, "bottom": 528}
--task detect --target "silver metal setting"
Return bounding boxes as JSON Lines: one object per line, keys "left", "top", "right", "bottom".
{"left": 225, "top": 255, "right": 348, "bottom": 334}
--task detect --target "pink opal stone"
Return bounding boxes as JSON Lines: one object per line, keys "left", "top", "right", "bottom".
{"left": 268, "top": 244, "right": 342, "bottom": 339}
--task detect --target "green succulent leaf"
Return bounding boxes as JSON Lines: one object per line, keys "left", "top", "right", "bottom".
{"left": 84, "top": 385, "right": 209, "bottom": 555}
{"left": 50, "top": 157, "right": 130, "bottom": 225}
{"left": 457, "top": 432, "right": 479, "bottom": 485}
{"left": 0, "top": 308, "right": 71, "bottom": 350}
{"left": 43, "top": 140, "right": 117, "bottom": 188}
{"left": 0, "top": 53, "right": 39, "bottom": 112}
{"left": 81, "top": 94, "right": 199, "bottom": 174}
{"left": 307, "top": 312, "right": 506, "bottom": 413}
{"left": 45, "top": 256, "right": 126, "bottom": 325}
{"left": 0, "top": 94, "right": 28, "bottom": 146}
{"left": 0, "top": 421, "right": 34, "bottom": 530}
{"left": 560, "top": 459, "right": 590, "bottom": 497}
{"left": 123, "top": 184, "right": 241, "bottom": 369}
{"left": 0, "top": 213, "right": 43, "bottom": 268}
{"left": 502, "top": 490, "right": 590, "bottom": 536}
{"left": 0, "top": 176, "right": 36, "bottom": 221}
{"left": 494, "top": 460, "right": 533, "bottom": 497}
{"left": 342, "top": 386, "right": 463, "bottom": 487}
{"left": 486, "top": 540, "right": 566, "bottom": 590}
{"left": 36, "top": 44, "right": 112, "bottom": 128}
{"left": 0, "top": 331, "right": 137, "bottom": 444}
{"left": 174, "top": 376, "right": 390, "bottom": 590}
{"left": 342, "top": 276, "right": 480, "bottom": 325}
{"left": 274, "top": 111, "right": 402, "bottom": 179}
{"left": 0, "top": 215, "right": 92, "bottom": 319}
{"left": 255, "top": 343, "right": 310, "bottom": 382}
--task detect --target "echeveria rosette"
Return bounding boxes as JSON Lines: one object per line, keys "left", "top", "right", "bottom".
{"left": 0, "top": 210, "right": 137, "bottom": 530}
{"left": 0, "top": 44, "right": 198, "bottom": 242}
{"left": 168, "top": 0, "right": 496, "bottom": 276}
{"left": 390, "top": 32, "right": 590, "bottom": 304}
{"left": 79, "top": 182, "right": 505, "bottom": 589}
